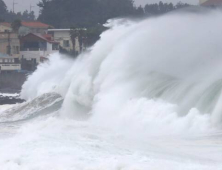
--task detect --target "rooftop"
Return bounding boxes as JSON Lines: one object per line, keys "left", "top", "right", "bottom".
{"left": 200, "top": 0, "right": 222, "bottom": 5}
{"left": 22, "top": 21, "right": 52, "bottom": 29}
{"left": 48, "top": 28, "right": 86, "bottom": 32}
{"left": 48, "top": 29, "right": 71, "bottom": 32}
{"left": 0, "top": 22, "right": 11, "bottom": 28}
{"left": 21, "top": 33, "right": 58, "bottom": 44}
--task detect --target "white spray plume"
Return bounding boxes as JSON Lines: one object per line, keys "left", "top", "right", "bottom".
{"left": 21, "top": 53, "right": 74, "bottom": 100}
{"left": 21, "top": 9, "right": 222, "bottom": 136}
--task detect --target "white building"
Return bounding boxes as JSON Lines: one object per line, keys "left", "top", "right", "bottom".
{"left": 0, "top": 22, "right": 12, "bottom": 32}
{"left": 47, "top": 29, "right": 81, "bottom": 53}
{"left": 20, "top": 33, "right": 59, "bottom": 63}
{"left": 0, "top": 53, "right": 21, "bottom": 72}
{"left": 19, "top": 21, "right": 52, "bottom": 36}
{"left": 0, "top": 32, "right": 20, "bottom": 58}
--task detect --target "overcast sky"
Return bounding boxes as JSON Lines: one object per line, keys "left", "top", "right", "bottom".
{"left": 3, "top": 0, "right": 199, "bottom": 17}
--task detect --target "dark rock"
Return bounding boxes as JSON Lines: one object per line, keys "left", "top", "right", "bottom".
{"left": 0, "top": 95, "right": 25, "bottom": 105}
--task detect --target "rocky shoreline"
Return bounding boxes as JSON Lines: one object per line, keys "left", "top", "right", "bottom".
{"left": 0, "top": 92, "right": 25, "bottom": 105}
{"left": 0, "top": 72, "right": 28, "bottom": 105}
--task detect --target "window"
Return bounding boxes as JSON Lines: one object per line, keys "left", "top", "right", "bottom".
{"left": 7, "top": 46, "right": 10, "bottom": 55}
{"left": 63, "top": 40, "right": 70, "bottom": 47}
{"left": 13, "top": 46, "right": 19, "bottom": 54}
{"left": 13, "top": 46, "right": 16, "bottom": 54}
{"left": 16, "top": 46, "right": 19, "bottom": 54}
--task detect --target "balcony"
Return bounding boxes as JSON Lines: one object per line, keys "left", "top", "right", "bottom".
{"left": 20, "top": 47, "right": 47, "bottom": 52}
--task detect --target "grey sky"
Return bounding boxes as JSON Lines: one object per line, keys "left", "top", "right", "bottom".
{"left": 3, "top": 0, "right": 199, "bottom": 17}
{"left": 4, "top": 0, "right": 40, "bottom": 15}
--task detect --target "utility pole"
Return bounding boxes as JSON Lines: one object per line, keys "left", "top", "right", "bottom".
{"left": 13, "top": 0, "right": 18, "bottom": 13}
{"left": 6, "top": 30, "right": 11, "bottom": 55}
{"left": 30, "top": 4, "right": 35, "bottom": 13}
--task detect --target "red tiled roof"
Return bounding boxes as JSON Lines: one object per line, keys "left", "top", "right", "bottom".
{"left": 22, "top": 33, "right": 57, "bottom": 44}
{"left": 0, "top": 22, "right": 11, "bottom": 28}
{"left": 202, "top": 0, "right": 222, "bottom": 5}
{"left": 21, "top": 21, "right": 51, "bottom": 28}
{"left": 34, "top": 33, "right": 50, "bottom": 42}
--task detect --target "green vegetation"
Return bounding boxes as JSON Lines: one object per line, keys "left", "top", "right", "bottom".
{"left": 37, "top": 0, "right": 190, "bottom": 50}
{"left": 37, "top": 0, "right": 190, "bottom": 28}
{"left": 11, "top": 19, "right": 22, "bottom": 33}
{"left": 38, "top": 0, "right": 135, "bottom": 28}
{"left": 0, "top": 0, "right": 36, "bottom": 22}
{"left": 144, "top": 2, "right": 189, "bottom": 15}
{"left": 69, "top": 25, "right": 107, "bottom": 55}
{"left": 0, "top": 0, "right": 191, "bottom": 56}
{"left": 0, "top": 0, "right": 7, "bottom": 22}
{"left": 0, "top": 0, "right": 191, "bottom": 29}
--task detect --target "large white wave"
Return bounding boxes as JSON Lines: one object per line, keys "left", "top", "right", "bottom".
{"left": 21, "top": 54, "right": 74, "bottom": 100}
{"left": 21, "top": 8, "right": 222, "bottom": 137}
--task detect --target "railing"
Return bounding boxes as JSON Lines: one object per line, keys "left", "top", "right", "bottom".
{"left": 0, "top": 63, "right": 21, "bottom": 67}
{"left": 0, "top": 64, "right": 21, "bottom": 66}
{"left": 0, "top": 61, "right": 20, "bottom": 65}
{"left": 20, "top": 47, "right": 47, "bottom": 51}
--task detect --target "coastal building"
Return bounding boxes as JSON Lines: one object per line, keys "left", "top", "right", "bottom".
{"left": 20, "top": 33, "right": 59, "bottom": 64}
{"left": 0, "top": 53, "right": 21, "bottom": 73}
{"left": 200, "top": 0, "right": 222, "bottom": 6}
{"left": 47, "top": 29, "right": 81, "bottom": 53}
{"left": 0, "top": 22, "right": 12, "bottom": 32}
{"left": 19, "top": 21, "right": 53, "bottom": 36}
{"left": 0, "top": 32, "right": 20, "bottom": 58}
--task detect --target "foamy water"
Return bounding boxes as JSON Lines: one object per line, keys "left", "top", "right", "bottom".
{"left": 0, "top": 7, "right": 222, "bottom": 170}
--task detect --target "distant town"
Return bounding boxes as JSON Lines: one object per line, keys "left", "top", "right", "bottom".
{"left": 0, "top": 0, "right": 218, "bottom": 74}
{"left": 0, "top": 21, "right": 84, "bottom": 73}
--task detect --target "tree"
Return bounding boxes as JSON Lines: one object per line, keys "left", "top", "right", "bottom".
{"left": 144, "top": 4, "right": 159, "bottom": 15}
{"left": 21, "top": 10, "right": 35, "bottom": 21}
{"left": 176, "top": 2, "right": 190, "bottom": 9}
{"left": 70, "top": 28, "right": 79, "bottom": 55}
{"left": 78, "top": 29, "right": 87, "bottom": 52}
{"left": 11, "top": 19, "right": 21, "bottom": 33}
{"left": 38, "top": 0, "right": 136, "bottom": 28}
{"left": 0, "top": 5, "right": 36, "bottom": 22}
{"left": 70, "top": 28, "right": 88, "bottom": 55}
{"left": 28, "top": 11, "right": 35, "bottom": 21}
{"left": 135, "top": 5, "right": 144, "bottom": 16}
{"left": 144, "top": 1, "right": 190, "bottom": 16}
{"left": 22, "top": 10, "right": 29, "bottom": 20}
{"left": 84, "top": 25, "right": 107, "bottom": 47}
{"left": 70, "top": 24, "right": 106, "bottom": 55}
{"left": 0, "top": 0, "right": 7, "bottom": 21}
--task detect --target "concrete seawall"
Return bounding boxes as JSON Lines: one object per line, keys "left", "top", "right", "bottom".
{"left": 0, "top": 72, "right": 28, "bottom": 92}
